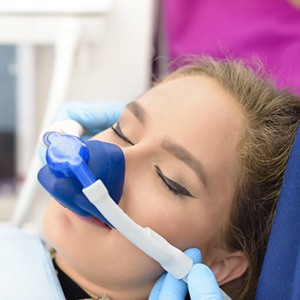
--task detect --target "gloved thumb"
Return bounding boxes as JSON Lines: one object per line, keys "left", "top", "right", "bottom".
{"left": 188, "top": 263, "right": 223, "bottom": 300}
{"left": 184, "top": 248, "right": 202, "bottom": 264}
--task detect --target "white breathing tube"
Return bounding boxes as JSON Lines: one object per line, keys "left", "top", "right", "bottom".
{"left": 44, "top": 119, "right": 231, "bottom": 299}
{"left": 84, "top": 179, "right": 193, "bottom": 280}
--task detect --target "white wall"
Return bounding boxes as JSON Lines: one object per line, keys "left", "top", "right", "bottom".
{"left": 36, "top": 0, "right": 157, "bottom": 127}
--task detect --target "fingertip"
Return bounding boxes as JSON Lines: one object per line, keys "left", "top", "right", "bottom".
{"left": 188, "top": 264, "right": 223, "bottom": 299}
{"left": 184, "top": 248, "right": 202, "bottom": 264}
{"left": 159, "top": 273, "right": 187, "bottom": 299}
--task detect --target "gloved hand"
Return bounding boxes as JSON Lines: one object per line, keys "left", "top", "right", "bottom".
{"left": 40, "top": 101, "right": 126, "bottom": 163}
{"left": 148, "top": 248, "right": 223, "bottom": 300}
{"left": 52, "top": 101, "right": 126, "bottom": 135}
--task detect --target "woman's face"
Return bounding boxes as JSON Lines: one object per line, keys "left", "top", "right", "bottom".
{"left": 44, "top": 76, "right": 244, "bottom": 299}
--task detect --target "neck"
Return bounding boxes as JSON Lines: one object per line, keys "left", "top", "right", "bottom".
{"left": 55, "top": 254, "right": 153, "bottom": 300}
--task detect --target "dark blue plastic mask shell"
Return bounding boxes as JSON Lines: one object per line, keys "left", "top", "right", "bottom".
{"left": 38, "top": 139, "right": 125, "bottom": 225}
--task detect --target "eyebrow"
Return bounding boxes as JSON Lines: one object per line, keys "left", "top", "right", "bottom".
{"left": 161, "top": 140, "right": 208, "bottom": 187}
{"left": 127, "top": 101, "right": 207, "bottom": 186}
{"left": 127, "top": 102, "right": 146, "bottom": 124}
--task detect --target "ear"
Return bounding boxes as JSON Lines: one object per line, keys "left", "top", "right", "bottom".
{"left": 209, "top": 251, "right": 248, "bottom": 286}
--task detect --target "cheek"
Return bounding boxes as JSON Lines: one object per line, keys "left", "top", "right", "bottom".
{"left": 43, "top": 200, "right": 80, "bottom": 250}
{"left": 120, "top": 176, "right": 218, "bottom": 255}
{"left": 43, "top": 200, "right": 69, "bottom": 252}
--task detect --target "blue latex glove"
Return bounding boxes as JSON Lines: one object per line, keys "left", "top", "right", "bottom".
{"left": 149, "top": 248, "right": 223, "bottom": 300}
{"left": 54, "top": 101, "right": 126, "bottom": 135}
{"left": 40, "top": 101, "right": 125, "bottom": 164}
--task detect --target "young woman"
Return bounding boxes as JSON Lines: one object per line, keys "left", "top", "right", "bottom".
{"left": 44, "top": 57, "right": 300, "bottom": 300}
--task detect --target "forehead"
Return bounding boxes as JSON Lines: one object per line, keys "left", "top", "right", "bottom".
{"left": 141, "top": 75, "right": 238, "bottom": 114}
{"left": 136, "top": 75, "right": 243, "bottom": 190}
{"left": 137, "top": 76, "right": 243, "bottom": 140}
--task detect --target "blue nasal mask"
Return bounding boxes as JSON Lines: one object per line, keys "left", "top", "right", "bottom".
{"left": 38, "top": 131, "right": 125, "bottom": 227}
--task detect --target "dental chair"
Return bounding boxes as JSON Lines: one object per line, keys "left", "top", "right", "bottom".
{"left": 255, "top": 127, "right": 300, "bottom": 299}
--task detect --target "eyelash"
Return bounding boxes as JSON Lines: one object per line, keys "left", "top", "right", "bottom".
{"left": 111, "top": 123, "right": 194, "bottom": 198}
{"left": 155, "top": 165, "right": 194, "bottom": 198}
{"left": 111, "top": 122, "right": 134, "bottom": 145}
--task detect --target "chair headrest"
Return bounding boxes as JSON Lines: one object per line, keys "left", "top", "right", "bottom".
{"left": 256, "top": 127, "right": 300, "bottom": 299}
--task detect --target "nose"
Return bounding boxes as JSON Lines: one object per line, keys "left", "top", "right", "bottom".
{"left": 122, "top": 141, "right": 152, "bottom": 175}
{"left": 117, "top": 141, "right": 156, "bottom": 205}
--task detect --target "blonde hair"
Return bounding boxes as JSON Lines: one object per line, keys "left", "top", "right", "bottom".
{"left": 162, "top": 57, "right": 300, "bottom": 299}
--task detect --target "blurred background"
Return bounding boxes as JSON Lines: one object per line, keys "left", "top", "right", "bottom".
{"left": 0, "top": 46, "right": 16, "bottom": 196}
{"left": 0, "top": 0, "right": 159, "bottom": 230}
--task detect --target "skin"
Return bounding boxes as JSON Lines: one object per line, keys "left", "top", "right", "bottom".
{"left": 44, "top": 76, "right": 246, "bottom": 299}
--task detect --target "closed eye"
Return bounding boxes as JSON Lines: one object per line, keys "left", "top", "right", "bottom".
{"left": 112, "top": 123, "right": 194, "bottom": 198}
{"left": 111, "top": 122, "right": 134, "bottom": 145}
{"left": 154, "top": 165, "right": 195, "bottom": 198}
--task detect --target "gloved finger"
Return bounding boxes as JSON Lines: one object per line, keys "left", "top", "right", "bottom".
{"left": 157, "top": 272, "right": 187, "bottom": 300}
{"left": 148, "top": 248, "right": 202, "bottom": 300}
{"left": 50, "top": 102, "right": 74, "bottom": 123}
{"left": 68, "top": 101, "right": 126, "bottom": 133}
{"left": 154, "top": 248, "right": 202, "bottom": 299}
{"left": 184, "top": 248, "right": 202, "bottom": 264}
{"left": 188, "top": 264, "right": 223, "bottom": 300}
{"left": 148, "top": 273, "right": 167, "bottom": 300}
